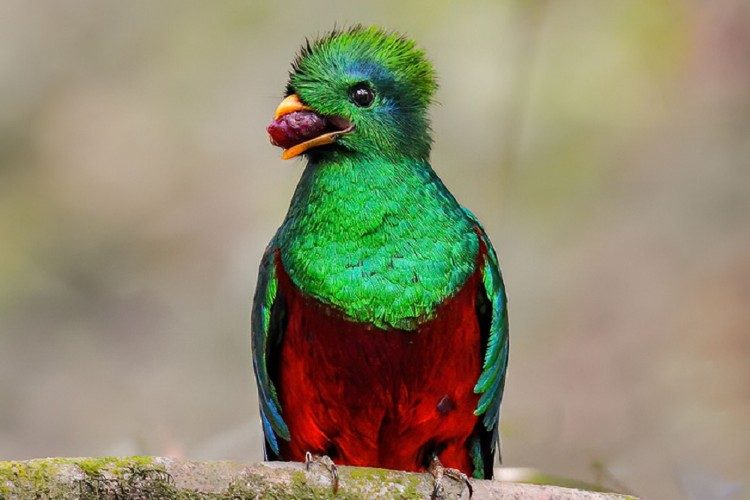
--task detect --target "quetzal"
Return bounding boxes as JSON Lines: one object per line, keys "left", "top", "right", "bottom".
{"left": 252, "top": 26, "right": 509, "bottom": 482}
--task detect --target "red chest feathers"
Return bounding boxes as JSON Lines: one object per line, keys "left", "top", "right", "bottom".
{"left": 275, "top": 258, "right": 483, "bottom": 473}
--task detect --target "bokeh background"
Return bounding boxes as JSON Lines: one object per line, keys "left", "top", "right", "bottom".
{"left": 1, "top": 1, "right": 748, "bottom": 498}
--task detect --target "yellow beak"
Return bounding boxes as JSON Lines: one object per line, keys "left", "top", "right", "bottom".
{"left": 273, "top": 94, "right": 311, "bottom": 120}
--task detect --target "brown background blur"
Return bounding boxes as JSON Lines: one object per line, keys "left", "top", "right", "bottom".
{"left": 1, "top": 1, "right": 748, "bottom": 498}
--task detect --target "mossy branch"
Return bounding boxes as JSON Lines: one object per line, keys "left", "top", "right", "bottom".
{"left": 0, "top": 457, "right": 636, "bottom": 499}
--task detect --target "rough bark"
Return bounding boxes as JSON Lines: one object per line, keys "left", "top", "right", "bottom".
{"left": 0, "top": 457, "right": 636, "bottom": 499}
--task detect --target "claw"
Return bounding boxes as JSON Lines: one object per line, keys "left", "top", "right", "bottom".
{"left": 305, "top": 451, "right": 339, "bottom": 494}
{"left": 428, "top": 456, "right": 473, "bottom": 499}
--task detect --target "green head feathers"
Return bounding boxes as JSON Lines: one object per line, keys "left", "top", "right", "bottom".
{"left": 287, "top": 26, "right": 438, "bottom": 160}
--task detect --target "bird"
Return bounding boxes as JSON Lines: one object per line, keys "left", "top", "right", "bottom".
{"left": 252, "top": 26, "right": 509, "bottom": 486}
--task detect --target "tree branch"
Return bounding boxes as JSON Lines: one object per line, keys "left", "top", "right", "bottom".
{"left": 0, "top": 457, "right": 636, "bottom": 499}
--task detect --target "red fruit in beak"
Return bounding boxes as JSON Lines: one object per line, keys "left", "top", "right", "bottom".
{"left": 267, "top": 110, "right": 328, "bottom": 150}
{"left": 267, "top": 94, "right": 354, "bottom": 160}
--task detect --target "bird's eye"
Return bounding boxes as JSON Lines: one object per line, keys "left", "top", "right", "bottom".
{"left": 349, "top": 83, "right": 375, "bottom": 107}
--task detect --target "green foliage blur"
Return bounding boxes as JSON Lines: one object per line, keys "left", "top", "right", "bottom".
{"left": 1, "top": 1, "right": 748, "bottom": 498}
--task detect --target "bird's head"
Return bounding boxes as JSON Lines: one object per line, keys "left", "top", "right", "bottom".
{"left": 267, "top": 26, "right": 437, "bottom": 162}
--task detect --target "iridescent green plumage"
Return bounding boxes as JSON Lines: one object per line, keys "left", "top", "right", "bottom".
{"left": 252, "top": 26, "right": 509, "bottom": 478}
{"left": 289, "top": 26, "right": 437, "bottom": 161}
{"left": 278, "top": 155, "right": 478, "bottom": 330}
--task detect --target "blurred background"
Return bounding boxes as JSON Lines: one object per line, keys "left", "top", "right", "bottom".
{"left": 1, "top": 1, "right": 748, "bottom": 498}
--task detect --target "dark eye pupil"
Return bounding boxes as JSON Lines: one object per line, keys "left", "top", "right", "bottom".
{"left": 350, "top": 84, "right": 375, "bottom": 107}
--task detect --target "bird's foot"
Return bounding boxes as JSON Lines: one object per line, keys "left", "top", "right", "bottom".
{"left": 305, "top": 451, "right": 339, "bottom": 494}
{"left": 428, "top": 456, "right": 473, "bottom": 499}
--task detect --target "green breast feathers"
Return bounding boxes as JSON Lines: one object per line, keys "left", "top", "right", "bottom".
{"left": 276, "top": 155, "right": 479, "bottom": 331}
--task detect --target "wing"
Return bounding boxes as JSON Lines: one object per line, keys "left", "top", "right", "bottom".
{"left": 251, "top": 245, "right": 290, "bottom": 459}
{"left": 464, "top": 209, "right": 510, "bottom": 478}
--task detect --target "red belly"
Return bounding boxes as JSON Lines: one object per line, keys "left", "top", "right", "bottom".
{"left": 276, "top": 256, "right": 482, "bottom": 474}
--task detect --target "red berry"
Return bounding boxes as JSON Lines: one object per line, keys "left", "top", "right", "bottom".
{"left": 267, "top": 111, "right": 327, "bottom": 149}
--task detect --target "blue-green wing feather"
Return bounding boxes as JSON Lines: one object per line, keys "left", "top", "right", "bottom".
{"left": 463, "top": 209, "right": 510, "bottom": 460}
{"left": 251, "top": 246, "right": 290, "bottom": 457}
